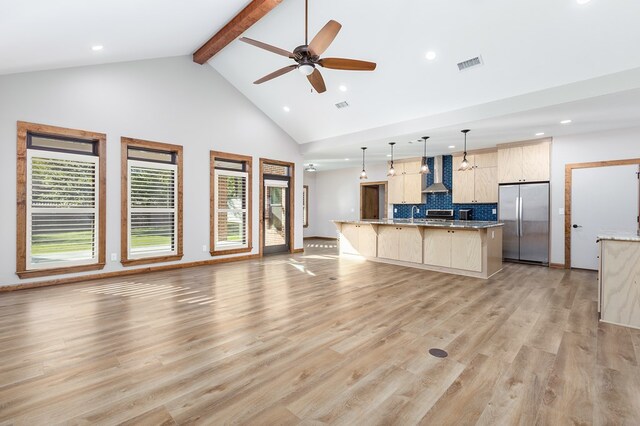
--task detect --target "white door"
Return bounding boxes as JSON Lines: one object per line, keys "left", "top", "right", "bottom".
{"left": 571, "top": 165, "right": 639, "bottom": 270}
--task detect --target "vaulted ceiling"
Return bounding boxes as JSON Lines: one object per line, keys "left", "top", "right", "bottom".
{"left": 3, "top": 0, "right": 640, "bottom": 170}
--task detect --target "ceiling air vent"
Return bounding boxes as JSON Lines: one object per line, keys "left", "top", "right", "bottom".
{"left": 335, "top": 101, "right": 350, "bottom": 109}
{"left": 457, "top": 56, "right": 483, "bottom": 71}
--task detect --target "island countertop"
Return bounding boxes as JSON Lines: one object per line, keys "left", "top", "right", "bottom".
{"left": 333, "top": 218, "right": 504, "bottom": 230}
{"left": 597, "top": 232, "right": 640, "bottom": 242}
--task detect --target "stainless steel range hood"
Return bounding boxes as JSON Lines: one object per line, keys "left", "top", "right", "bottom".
{"left": 422, "top": 155, "right": 449, "bottom": 193}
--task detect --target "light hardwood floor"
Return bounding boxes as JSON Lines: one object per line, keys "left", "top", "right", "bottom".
{"left": 1, "top": 239, "right": 639, "bottom": 425}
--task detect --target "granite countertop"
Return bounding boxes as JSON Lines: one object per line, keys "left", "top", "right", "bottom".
{"left": 597, "top": 232, "right": 640, "bottom": 242}
{"left": 333, "top": 218, "right": 504, "bottom": 229}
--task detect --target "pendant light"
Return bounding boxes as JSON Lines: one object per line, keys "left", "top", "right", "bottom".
{"left": 359, "top": 147, "right": 368, "bottom": 180}
{"left": 459, "top": 129, "right": 471, "bottom": 171}
{"left": 387, "top": 142, "right": 396, "bottom": 177}
{"left": 420, "top": 136, "right": 431, "bottom": 174}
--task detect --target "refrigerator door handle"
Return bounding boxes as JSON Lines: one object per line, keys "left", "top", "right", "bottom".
{"left": 515, "top": 196, "right": 520, "bottom": 237}
{"left": 518, "top": 196, "right": 523, "bottom": 238}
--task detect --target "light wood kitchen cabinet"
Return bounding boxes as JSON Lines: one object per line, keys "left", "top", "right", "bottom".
{"left": 452, "top": 152, "right": 498, "bottom": 204}
{"left": 339, "top": 224, "right": 377, "bottom": 257}
{"left": 599, "top": 238, "right": 640, "bottom": 329}
{"left": 423, "top": 229, "right": 452, "bottom": 268}
{"left": 451, "top": 230, "right": 482, "bottom": 272}
{"left": 498, "top": 141, "right": 550, "bottom": 183}
{"left": 388, "top": 159, "right": 424, "bottom": 204}
{"left": 388, "top": 175, "right": 405, "bottom": 204}
{"left": 378, "top": 226, "right": 422, "bottom": 263}
{"left": 424, "top": 229, "right": 482, "bottom": 272}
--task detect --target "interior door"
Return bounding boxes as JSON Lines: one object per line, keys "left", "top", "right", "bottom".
{"left": 361, "top": 186, "right": 380, "bottom": 219}
{"left": 263, "top": 178, "right": 290, "bottom": 254}
{"left": 571, "top": 165, "right": 639, "bottom": 270}
{"left": 499, "top": 185, "right": 520, "bottom": 261}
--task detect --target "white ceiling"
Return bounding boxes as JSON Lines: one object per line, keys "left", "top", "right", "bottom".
{"left": 3, "top": 0, "right": 640, "bottom": 171}
{"left": 0, "top": 0, "right": 251, "bottom": 75}
{"left": 208, "top": 0, "right": 640, "bottom": 162}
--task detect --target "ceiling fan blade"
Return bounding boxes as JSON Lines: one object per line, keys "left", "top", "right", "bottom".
{"left": 254, "top": 65, "right": 297, "bottom": 84}
{"left": 307, "top": 68, "right": 326, "bottom": 93}
{"left": 319, "top": 58, "right": 377, "bottom": 71}
{"left": 308, "top": 20, "right": 342, "bottom": 56}
{"left": 239, "top": 37, "right": 293, "bottom": 58}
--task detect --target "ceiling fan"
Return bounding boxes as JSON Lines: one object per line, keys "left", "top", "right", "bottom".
{"left": 239, "top": 0, "right": 377, "bottom": 94}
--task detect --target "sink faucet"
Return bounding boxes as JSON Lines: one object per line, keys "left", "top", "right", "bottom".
{"left": 411, "top": 206, "right": 420, "bottom": 222}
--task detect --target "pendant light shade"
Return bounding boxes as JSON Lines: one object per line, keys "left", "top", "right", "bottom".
{"left": 459, "top": 129, "right": 472, "bottom": 171}
{"left": 359, "top": 147, "right": 368, "bottom": 180}
{"left": 420, "top": 136, "right": 431, "bottom": 174}
{"left": 387, "top": 142, "right": 396, "bottom": 177}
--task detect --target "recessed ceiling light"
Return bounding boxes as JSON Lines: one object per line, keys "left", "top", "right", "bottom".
{"left": 283, "top": 106, "right": 291, "bottom": 112}
{"left": 386, "top": 154, "right": 392, "bottom": 157}
{"left": 425, "top": 51, "right": 437, "bottom": 61}
{"left": 448, "top": 145, "right": 456, "bottom": 149}
{"left": 91, "top": 45, "right": 103, "bottom": 51}
{"left": 339, "top": 85, "right": 348, "bottom": 92}
{"left": 536, "top": 132, "right": 545, "bottom": 136}
{"left": 576, "top": 0, "right": 591, "bottom": 4}
{"left": 344, "top": 158, "right": 349, "bottom": 161}
{"left": 560, "top": 119, "right": 572, "bottom": 124}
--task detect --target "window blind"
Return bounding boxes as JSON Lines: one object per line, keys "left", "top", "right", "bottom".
{"left": 128, "top": 160, "right": 178, "bottom": 259}
{"left": 214, "top": 169, "right": 249, "bottom": 251}
{"left": 27, "top": 150, "right": 99, "bottom": 269}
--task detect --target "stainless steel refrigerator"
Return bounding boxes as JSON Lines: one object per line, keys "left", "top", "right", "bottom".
{"left": 499, "top": 183, "right": 549, "bottom": 264}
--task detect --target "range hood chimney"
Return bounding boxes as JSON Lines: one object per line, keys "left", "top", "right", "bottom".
{"left": 422, "top": 156, "right": 449, "bottom": 193}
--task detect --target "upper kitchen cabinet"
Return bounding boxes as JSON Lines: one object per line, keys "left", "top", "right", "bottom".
{"left": 498, "top": 140, "right": 550, "bottom": 183}
{"left": 388, "top": 159, "right": 423, "bottom": 204}
{"left": 452, "top": 151, "right": 498, "bottom": 204}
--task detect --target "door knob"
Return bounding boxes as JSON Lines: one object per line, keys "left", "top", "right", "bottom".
{"left": 572, "top": 224, "right": 582, "bottom": 228}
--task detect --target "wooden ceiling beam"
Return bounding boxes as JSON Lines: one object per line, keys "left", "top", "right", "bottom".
{"left": 193, "top": 0, "right": 283, "bottom": 65}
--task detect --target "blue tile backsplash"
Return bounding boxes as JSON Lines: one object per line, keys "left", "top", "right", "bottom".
{"left": 392, "top": 155, "right": 498, "bottom": 221}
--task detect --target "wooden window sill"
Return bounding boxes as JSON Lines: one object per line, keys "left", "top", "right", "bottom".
{"left": 16, "top": 263, "right": 106, "bottom": 279}
{"left": 121, "top": 254, "right": 184, "bottom": 267}
{"left": 210, "top": 247, "right": 253, "bottom": 257}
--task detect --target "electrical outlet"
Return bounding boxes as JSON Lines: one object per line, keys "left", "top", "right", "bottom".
{"left": 492, "top": 208, "right": 497, "bottom": 215}
{"left": 394, "top": 208, "right": 397, "bottom": 213}
{"left": 110, "top": 253, "right": 117, "bottom": 262}
{"left": 559, "top": 208, "right": 565, "bottom": 215}
{"left": 202, "top": 245, "right": 207, "bottom": 252}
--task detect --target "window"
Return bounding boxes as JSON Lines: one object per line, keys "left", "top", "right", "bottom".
{"left": 16, "top": 122, "right": 106, "bottom": 278}
{"left": 121, "top": 138, "right": 183, "bottom": 266}
{"left": 303, "top": 185, "right": 309, "bottom": 228}
{"left": 211, "top": 151, "right": 252, "bottom": 255}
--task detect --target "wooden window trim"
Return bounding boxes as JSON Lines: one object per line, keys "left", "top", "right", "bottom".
{"left": 210, "top": 151, "right": 253, "bottom": 256}
{"left": 121, "top": 137, "right": 184, "bottom": 267}
{"left": 303, "top": 185, "right": 309, "bottom": 228}
{"left": 16, "top": 121, "right": 107, "bottom": 279}
{"left": 259, "top": 158, "right": 295, "bottom": 256}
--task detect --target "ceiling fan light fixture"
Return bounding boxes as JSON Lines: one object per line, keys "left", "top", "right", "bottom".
{"left": 298, "top": 63, "right": 315, "bottom": 76}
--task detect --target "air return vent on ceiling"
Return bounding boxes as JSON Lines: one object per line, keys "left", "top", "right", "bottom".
{"left": 335, "top": 101, "right": 350, "bottom": 109}
{"left": 457, "top": 56, "right": 483, "bottom": 71}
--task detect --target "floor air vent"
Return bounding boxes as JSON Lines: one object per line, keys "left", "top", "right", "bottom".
{"left": 457, "top": 56, "right": 483, "bottom": 71}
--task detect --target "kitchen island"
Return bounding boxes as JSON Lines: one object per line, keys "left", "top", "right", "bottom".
{"left": 598, "top": 233, "right": 640, "bottom": 329}
{"left": 334, "top": 219, "right": 503, "bottom": 279}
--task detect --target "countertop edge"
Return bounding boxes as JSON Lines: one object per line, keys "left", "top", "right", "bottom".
{"left": 332, "top": 219, "right": 504, "bottom": 230}
{"left": 598, "top": 234, "right": 640, "bottom": 242}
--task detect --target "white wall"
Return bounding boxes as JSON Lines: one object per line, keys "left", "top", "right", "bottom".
{"left": 310, "top": 163, "right": 389, "bottom": 238}
{"left": 0, "top": 56, "right": 303, "bottom": 287}
{"left": 550, "top": 126, "right": 640, "bottom": 265}
{"left": 302, "top": 170, "right": 317, "bottom": 238}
